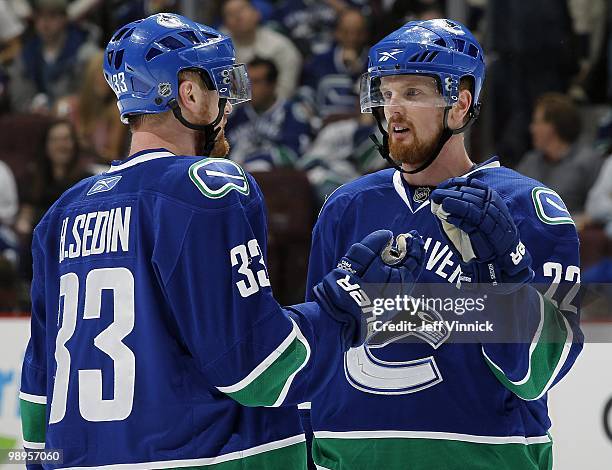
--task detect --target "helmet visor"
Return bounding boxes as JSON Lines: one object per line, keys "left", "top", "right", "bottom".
{"left": 210, "top": 63, "right": 251, "bottom": 104}
{"left": 360, "top": 73, "right": 451, "bottom": 113}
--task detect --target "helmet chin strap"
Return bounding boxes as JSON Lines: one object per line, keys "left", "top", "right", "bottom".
{"left": 370, "top": 104, "right": 480, "bottom": 175}
{"left": 168, "top": 97, "right": 227, "bottom": 155}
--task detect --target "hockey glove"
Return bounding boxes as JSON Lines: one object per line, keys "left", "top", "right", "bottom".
{"left": 313, "top": 229, "right": 425, "bottom": 350}
{"left": 430, "top": 177, "right": 534, "bottom": 293}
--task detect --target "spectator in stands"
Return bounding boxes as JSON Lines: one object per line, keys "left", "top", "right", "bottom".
{"left": 15, "top": 119, "right": 91, "bottom": 244}
{"left": 488, "top": 0, "right": 580, "bottom": 166}
{"left": 0, "top": 253, "right": 19, "bottom": 311}
{"left": 0, "top": 0, "right": 25, "bottom": 66}
{"left": 224, "top": 57, "right": 316, "bottom": 171}
{"left": 585, "top": 112, "right": 612, "bottom": 232}
{"left": 0, "top": 0, "right": 25, "bottom": 113}
{"left": 300, "top": 8, "right": 368, "bottom": 122}
{"left": 0, "top": 159, "right": 18, "bottom": 226}
{"left": 8, "top": 0, "right": 98, "bottom": 113}
{"left": 55, "top": 51, "right": 128, "bottom": 172}
{"left": 298, "top": 111, "right": 386, "bottom": 206}
{"left": 0, "top": 159, "right": 19, "bottom": 267}
{"left": 370, "top": 0, "right": 445, "bottom": 42}
{"left": 585, "top": 153, "right": 612, "bottom": 236}
{"left": 270, "top": 0, "right": 369, "bottom": 58}
{"left": 516, "top": 93, "right": 603, "bottom": 215}
{"left": 221, "top": 0, "right": 302, "bottom": 99}
{"left": 567, "top": 0, "right": 608, "bottom": 103}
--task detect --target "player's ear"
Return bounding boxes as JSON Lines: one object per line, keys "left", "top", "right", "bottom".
{"left": 178, "top": 78, "right": 198, "bottom": 111}
{"left": 448, "top": 88, "right": 472, "bottom": 130}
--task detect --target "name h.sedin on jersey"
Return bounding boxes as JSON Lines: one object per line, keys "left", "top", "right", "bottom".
{"left": 59, "top": 206, "right": 131, "bottom": 263}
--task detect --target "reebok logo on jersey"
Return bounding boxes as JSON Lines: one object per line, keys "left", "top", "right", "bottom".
{"left": 87, "top": 176, "right": 122, "bottom": 196}
{"left": 378, "top": 50, "right": 402, "bottom": 62}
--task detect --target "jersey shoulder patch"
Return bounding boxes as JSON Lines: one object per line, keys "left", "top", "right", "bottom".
{"left": 531, "top": 186, "right": 574, "bottom": 226}
{"left": 188, "top": 158, "right": 250, "bottom": 199}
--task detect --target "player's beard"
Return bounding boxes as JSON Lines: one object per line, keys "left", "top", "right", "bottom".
{"left": 388, "top": 119, "right": 444, "bottom": 167}
{"left": 195, "top": 128, "right": 230, "bottom": 157}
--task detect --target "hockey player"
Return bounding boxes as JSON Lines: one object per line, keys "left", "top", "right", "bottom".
{"left": 18, "top": 14, "right": 426, "bottom": 469}
{"left": 305, "top": 19, "right": 583, "bottom": 469}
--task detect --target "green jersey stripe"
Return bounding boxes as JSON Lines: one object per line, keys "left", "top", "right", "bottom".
{"left": 217, "top": 319, "right": 311, "bottom": 406}
{"left": 483, "top": 293, "right": 572, "bottom": 400}
{"left": 20, "top": 399, "right": 46, "bottom": 445}
{"left": 312, "top": 435, "right": 552, "bottom": 470}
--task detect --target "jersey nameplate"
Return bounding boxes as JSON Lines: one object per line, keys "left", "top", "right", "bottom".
{"left": 531, "top": 187, "right": 574, "bottom": 225}
{"left": 189, "top": 158, "right": 250, "bottom": 199}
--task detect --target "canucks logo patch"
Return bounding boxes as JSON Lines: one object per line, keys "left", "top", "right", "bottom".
{"left": 189, "top": 158, "right": 249, "bottom": 199}
{"left": 531, "top": 187, "right": 574, "bottom": 225}
{"left": 87, "top": 175, "right": 122, "bottom": 196}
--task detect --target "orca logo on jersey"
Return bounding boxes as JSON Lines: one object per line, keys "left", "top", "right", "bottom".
{"left": 531, "top": 187, "right": 574, "bottom": 225}
{"left": 189, "top": 158, "right": 250, "bottom": 199}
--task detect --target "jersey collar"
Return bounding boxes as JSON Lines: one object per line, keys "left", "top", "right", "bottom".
{"left": 392, "top": 156, "right": 501, "bottom": 211}
{"left": 107, "top": 148, "right": 176, "bottom": 173}
{"left": 462, "top": 156, "right": 501, "bottom": 177}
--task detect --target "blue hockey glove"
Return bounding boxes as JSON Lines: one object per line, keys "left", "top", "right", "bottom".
{"left": 430, "top": 177, "right": 534, "bottom": 293}
{"left": 313, "top": 229, "right": 425, "bottom": 350}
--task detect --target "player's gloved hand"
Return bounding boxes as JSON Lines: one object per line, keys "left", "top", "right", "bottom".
{"left": 313, "top": 229, "right": 425, "bottom": 350}
{"left": 430, "top": 177, "right": 534, "bottom": 294}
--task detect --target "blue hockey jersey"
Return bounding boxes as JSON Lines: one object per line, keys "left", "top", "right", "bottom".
{"left": 19, "top": 149, "right": 349, "bottom": 469}
{"left": 224, "top": 98, "right": 314, "bottom": 171}
{"left": 305, "top": 157, "right": 583, "bottom": 470}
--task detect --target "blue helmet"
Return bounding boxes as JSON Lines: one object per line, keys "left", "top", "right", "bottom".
{"left": 360, "top": 19, "right": 485, "bottom": 115}
{"left": 361, "top": 19, "right": 486, "bottom": 174}
{"left": 103, "top": 13, "right": 250, "bottom": 124}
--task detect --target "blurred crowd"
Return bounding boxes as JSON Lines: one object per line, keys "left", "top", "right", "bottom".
{"left": 0, "top": 0, "right": 611, "bottom": 314}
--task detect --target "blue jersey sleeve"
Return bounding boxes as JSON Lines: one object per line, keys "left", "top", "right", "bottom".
{"left": 153, "top": 172, "right": 346, "bottom": 407}
{"left": 480, "top": 188, "right": 583, "bottom": 401}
